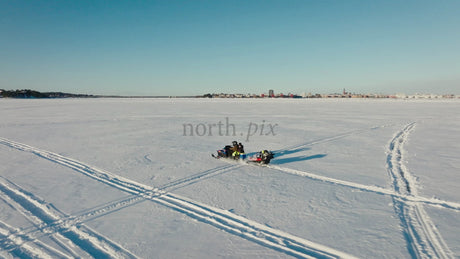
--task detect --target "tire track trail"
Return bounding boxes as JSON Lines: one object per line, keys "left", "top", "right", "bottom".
{"left": 387, "top": 123, "right": 453, "bottom": 258}
{"left": 0, "top": 137, "right": 357, "bottom": 259}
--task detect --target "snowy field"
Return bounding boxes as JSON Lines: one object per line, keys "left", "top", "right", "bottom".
{"left": 0, "top": 98, "right": 459, "bottom": 259}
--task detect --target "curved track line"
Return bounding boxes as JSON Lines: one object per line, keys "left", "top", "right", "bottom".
{"left": 387, "top": 123, "right": 453, "bottom": 259}
{"left": 0, "top": 137, "right": 357, "bottom": 259}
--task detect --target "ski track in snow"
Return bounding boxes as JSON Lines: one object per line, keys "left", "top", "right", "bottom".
{"left": 0, "top": 177, "right": 139, "bottom": 259}
{"left": 386, "top": 123, "right": 454, "bottom": 259}
{"left": 0, "top": 137, "right": 358, "bottom": 259}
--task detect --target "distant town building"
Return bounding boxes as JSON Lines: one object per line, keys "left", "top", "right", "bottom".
{"left": 200, "top": 90, "right": 458, "bottom": 99}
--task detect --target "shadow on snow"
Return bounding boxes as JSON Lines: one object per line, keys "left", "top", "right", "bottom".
{"left": 270, "top": 154, "right": 327, "bottom": 165}
{"left": 272, "top": 147, "right": 311, "bottom": 157}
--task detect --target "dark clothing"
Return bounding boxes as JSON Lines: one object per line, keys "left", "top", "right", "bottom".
{"left": 230, "top": 144, "right": 239, "bottom": 154}
{"left": 224, "top": 145, "right": 232, "bottom": 157}
{"left": 238, "top": 143, "right": 245, "bottom": 153}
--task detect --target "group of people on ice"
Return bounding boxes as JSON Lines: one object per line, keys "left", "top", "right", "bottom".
{"left": 216, "top": 141, "right": 245, "bottom": 159}
{"left": 214, "top": 141, "right": 274, "bottom": 164}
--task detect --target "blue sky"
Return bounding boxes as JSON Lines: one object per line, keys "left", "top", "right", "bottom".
{"left": 1, "top": 0, "right": 459, "bottom": 96}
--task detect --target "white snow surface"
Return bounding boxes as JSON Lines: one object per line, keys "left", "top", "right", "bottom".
{"left": 0, "top": 98, "right": 459, "bottom": 258}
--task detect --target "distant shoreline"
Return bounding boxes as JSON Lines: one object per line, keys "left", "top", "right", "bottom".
{"left": 0, "top": 89, "right": 458, "bottom": 99}
{"left": 0, "top": 89, "right": 198, "bottom": 99}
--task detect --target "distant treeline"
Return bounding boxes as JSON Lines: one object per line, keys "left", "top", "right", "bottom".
{"left": 0, "top": 89, "right": 95, "bottom": 98}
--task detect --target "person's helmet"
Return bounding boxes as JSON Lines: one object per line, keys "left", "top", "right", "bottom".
{"left": 232, "top": 141, "right": 237, "bottom": 145}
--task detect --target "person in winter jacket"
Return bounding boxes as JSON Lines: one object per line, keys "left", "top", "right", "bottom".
{"left": 238, "top": 143, "right": 245, "bottom": 153}
{"left": 231, "top": 141, "right": 240, "bottom": 159}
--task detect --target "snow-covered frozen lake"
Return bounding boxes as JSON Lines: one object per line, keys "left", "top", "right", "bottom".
{"left": 0, "top": 98, "right": 459, "bottom": 258}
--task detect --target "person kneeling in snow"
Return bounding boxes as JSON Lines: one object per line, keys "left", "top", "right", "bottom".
{"left": 251, "top": 150, "right": 274, "bottom": 164}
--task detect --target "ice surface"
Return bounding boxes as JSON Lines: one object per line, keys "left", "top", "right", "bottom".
{"left": 0, "top": 98, "right": 458, "bottom": 258}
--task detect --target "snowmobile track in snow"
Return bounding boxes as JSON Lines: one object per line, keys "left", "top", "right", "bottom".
{"left": 386, "top": 123, "right": 454, "bottom": 259}
{"left": 275, "top": 124, "right": 392, "bottom": 155}
{"left": 259, "top": 123, "right": 456, "bottom": 258}
{"left": 1, "top": 123, "right": 458, "bottom": 258}
{"left": 0, "top": 177, "right": 139, "bottom": 259}
{"left": 0, "top": 218, "right": 72, "bottom": 259}
{"left": 211, "top": 151, "right": 460, "bottom": 212}
{"left": 262, "top": 165, "right": 460, "bottom": 212}
{"left": 45, "top": 164, "right": 241, "bottom": 229}
{"left": 0, "top": 137, "right": 357, "bottom": 259}
{"left": 156, "top": 164, "right": 242, "bottom": 192}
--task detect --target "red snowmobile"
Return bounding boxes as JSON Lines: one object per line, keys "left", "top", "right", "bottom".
{"left": 247, "top": 150, "right": 274, "bottom": 164}
{"left": 213, "top": 144, "right": 274, "bottom": 165}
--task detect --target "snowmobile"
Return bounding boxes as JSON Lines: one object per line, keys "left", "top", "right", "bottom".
{"left": 212, "top": 145, "right": 246, "bottom": 160}
{"left": 212, "top": 144, "right": 274, "bottom": 165}
{"left": 246, "top": 150, "right": 275, "bottom": 165}
{"left": 213, "top": 145, "right": 233, "bottom": 159}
